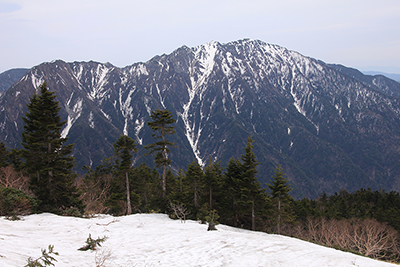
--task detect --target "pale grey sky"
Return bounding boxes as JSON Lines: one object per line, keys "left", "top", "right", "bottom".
{"left": 1, "top": 0, "right": 400, "bottom": 74}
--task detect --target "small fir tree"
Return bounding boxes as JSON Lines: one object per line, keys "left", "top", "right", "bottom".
{"left": 78, "top": 234, "right": 108, "bottom": 251}
{"left": 25, "top": 245, "right": 58, "bottom": 267}
{"left": 206, "top": 209, "right": 220, "bottom": 231}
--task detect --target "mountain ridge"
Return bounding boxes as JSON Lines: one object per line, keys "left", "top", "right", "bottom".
{"left": 363, "top": 71, "right": 400, "bottom": 83}
{"left": 0, "top": 68, "right": 29, "bottom": 93}
{"left": 1, "top": 39, "right": 400, "bottom": 198}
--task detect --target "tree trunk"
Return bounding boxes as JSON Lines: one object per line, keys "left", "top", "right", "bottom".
{"left": 234, "top": 213, "right": 238, "bottom": 227}
{"left": 277, "top": 197, "right": 281, "bottom": 234}
{"left": 233, "top": 198, "right": 238, "bottom": 227}
{"left": 209, "top": 187, "right": 213, "bottom": 210}
{"left": 252, "top": 201, "right": 255, "bottom": 231}
{"left": 126, "top": 171, "right": 132, "bottom": 215}
{"left": 162, "top": 164, "right": 166, "bottom": 198}
{"left": 162, "top": 141, "right": 167, "bottom": 198}
{"left": 194, "top": 178, "right": 198, "bottom": 208}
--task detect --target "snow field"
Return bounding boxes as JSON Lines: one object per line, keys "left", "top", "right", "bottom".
{"left": 0, "top": 213, "right": 398, "bottom": 266}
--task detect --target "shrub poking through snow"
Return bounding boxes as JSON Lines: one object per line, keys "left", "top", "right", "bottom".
{"left": 25, "top": 245, "right": 58, "bottom": 267}
{"left": 206, "top": 209, "right": 220, "bottom": 231}
{"left": 0, "top": 186, "right": 37, "bottom": 217}
{"left": 78, "top": 234, "right": 108, "bottom": 251}
{"left": 169, "top": 201, "right": 191, "bottom": 223}
{"left": 60, "top": 206, "right": 82, "bottom": 217}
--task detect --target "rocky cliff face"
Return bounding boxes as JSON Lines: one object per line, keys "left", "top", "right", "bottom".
{"left": 1, "top": 39, "right": 400, "bottom": 198}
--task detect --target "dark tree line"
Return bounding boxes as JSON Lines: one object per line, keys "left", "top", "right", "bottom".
{"left": 79, "top": 134, "right": 291, "bottom": 233}
{"left": 293, "top": 188, "right": 400, "bottom": 233}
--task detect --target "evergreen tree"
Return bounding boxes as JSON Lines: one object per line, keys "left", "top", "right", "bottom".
{"left": 8, "top": 148, "right": 24, "bottom": 171}
{"left": 130, "top": 163, "right": 158, "bottom": 212}
{"left": 202, "top": 158, "right": 223, "bottom": 210}
{"left": 168, "top": 169, "right": 190, "bottom": 207}
{"left": 145, "top": 109, "right": 176, "bottom": 198}
{"left": 186, "top": 160, "right": 204, "bottom": 211}
{"left": 267, "top": 165, "right": 293, "bottom": 234}
{"left": 239, "top": 136, "right": 261, "bottom": 230}
{"left": 21, "top": 82, "right": 82, "bottom": 212}
{"left": 0, "top": 142, "right": 9, "bottom": 168}
{"left": 221, "top": 157, "right": 242, "bottom": 227}
{"left": 113, "top": 135, "right": 137, "bottom": 215}
{"left": 220, "top": 137, "right": 266, "bottom": 230}
{"left": 0, "top": 142, "right": 23, "bottom": 169}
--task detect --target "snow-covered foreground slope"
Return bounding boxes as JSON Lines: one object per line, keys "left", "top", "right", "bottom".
{"left": 0, "top": 213, "right": 398, "bottom": 267}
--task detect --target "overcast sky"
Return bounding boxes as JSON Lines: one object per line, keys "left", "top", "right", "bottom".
{"left": 1, "top": 0, "right": 400, "bottom": 74}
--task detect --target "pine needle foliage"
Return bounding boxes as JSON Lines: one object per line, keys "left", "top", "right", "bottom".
{"left": 145, "top": 109, "right": 176, "bottom": 198}
{"left": 112, "top": 135, "right": 137, "bottom": 215}
{"left": 206, "top": 209, "right": 220, "bottom": 231}
{"left": 25, "top": 245, "right": 58, "bottom": 267}
{"left": 267, "top": 165, "right": 294, "bottom": 234}
{"left": 78, "top": 234, "right": 108, "bottom": 251}
{"left": 21, "top": 82, "right": 82, "bottom": 213}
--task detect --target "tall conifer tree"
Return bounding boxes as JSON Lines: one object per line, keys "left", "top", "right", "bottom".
{"left": 145, "top": 109, "right": 176, "bottom": 198}
{"left": 21, "top": 82, "right": 82, "bottom": 212}
{"left": 220, "top": 137, "right": 266, "bottom": 230}
{"left": 186, "top": 160, "right": 204, "bottom": 209}
{"left": 268, "top": 165, "right": 293, "bottom": 234}
{"left": 239, "top": 136, "right": 263, "bottom": 230}
{"left": 203, "top": 159, "right": 223, "bottom": 210}
{"left": 222, "top": 157, "right": 242, "bottom": 227}
{"left": 113, "top": 135, "right": 137, "bottom": 215}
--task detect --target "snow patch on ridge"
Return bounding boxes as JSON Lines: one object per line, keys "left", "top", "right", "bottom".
{"left": 31, "top": 71, "right": 45, "bottom": 91}
{"left": 144, "top": 97, "right": 152, "bottom": 115}
{"left": 100, "top": 109, "right": 110, "bottom": 121}
{"left": 119, "top": 88, "right": 136, "bottom": 136}
{"left": 135, "top": 64, "right": 149, "bottom": 76}
{"left": 290, "top": 70, "right": 306, "bottom": 117}
{"left": 123, "top": 118, "right": 128, "bottom": 136}
{"left": 180, "top": 42, "right": 218, "bottom": 167}
{"left": 135, "top": 118, "right": 145, "bottom": 145}
{"left": 290, "top": 69, "right": 320, "bottom": 134}
{"left": 89, "top": 111, "right": 94, "bottom": 129}
{"left": 62, "top": 97, "right": 83, "bottom": 138}
{"left": 87, "top": 64, "right": 113, "bottom": 100}
{"left": 155, "top": 83, "right": 166, "bottom": 109}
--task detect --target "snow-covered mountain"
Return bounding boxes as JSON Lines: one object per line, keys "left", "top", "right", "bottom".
{"left": 1, "top": 39, "right": 400, "bottom": 198}
{"left": 0, "top": 213, "right": 397, "bottom": 267}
